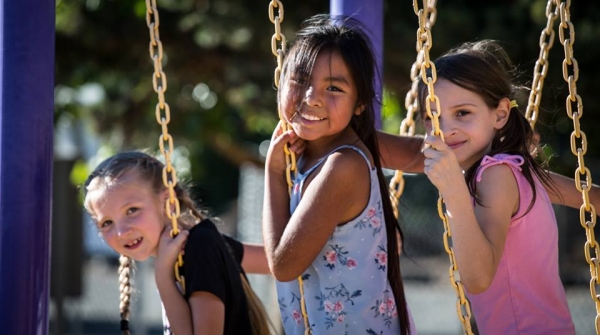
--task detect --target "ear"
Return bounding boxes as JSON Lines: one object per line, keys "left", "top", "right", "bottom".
{"left": 354, "top": 104, "right": 365, "bottom": 116}
{"left": 493, "top": 98, "right": 511, "bottom": 129}
{"left": 158, "top": 188, "right": 170, "bottom": 213}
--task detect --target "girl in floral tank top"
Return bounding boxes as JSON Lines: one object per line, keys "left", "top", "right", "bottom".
{"left": 276, "top": 145, "right": 416, "bottom": 334}
{"left": 263, "top": 15, "right": 413, "bottom": 335}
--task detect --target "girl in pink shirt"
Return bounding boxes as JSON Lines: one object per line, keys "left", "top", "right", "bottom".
{"left": 418, "top": 40, "right": 575, "bottom": 334}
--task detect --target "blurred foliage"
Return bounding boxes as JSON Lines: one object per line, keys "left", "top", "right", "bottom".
{"left": 55, "top": 0, "right": 600, "bottom": 212}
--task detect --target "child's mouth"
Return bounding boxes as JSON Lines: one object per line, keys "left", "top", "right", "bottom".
{"left": 125, "top": 237, "right": 143, "bottom": 249}
{"left": 300, "top": 112, "right": 325, "bottom": 121}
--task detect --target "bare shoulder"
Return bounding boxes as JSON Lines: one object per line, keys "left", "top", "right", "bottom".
{"left": 320, "top": 146, "right": 372, "bottom": 180}
{"left": 476, "top": 163, "right": 519, "bottom": 213}
{"left": 477, "top": 164, "right": 518, "bottom": 191}
{"left": 309, "top": 147, "right": 372, "bottom": 222}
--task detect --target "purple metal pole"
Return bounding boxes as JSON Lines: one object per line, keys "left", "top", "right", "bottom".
{"left": 0, "top": 0, "right": 54, "bottom": 333}
{"left": 331, "top": 0, "right": 384, "bottom": 128}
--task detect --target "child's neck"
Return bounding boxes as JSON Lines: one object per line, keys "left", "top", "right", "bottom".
{"left": 303, "top": 127, "right": 360, "bottom": 162}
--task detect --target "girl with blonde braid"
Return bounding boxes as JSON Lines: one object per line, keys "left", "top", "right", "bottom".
{"left": 83, "top": 151, "right": 273, "bottom": 335}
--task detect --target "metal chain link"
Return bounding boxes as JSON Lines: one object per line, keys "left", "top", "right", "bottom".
{"left": 556, "top": 1, "right": 599, "bottom": 332}
{"left": 145, "top": 0, "right": 185, "bottom": 292}
{"left": 525, "top": 0, "right": 559, "bottom": 128}
{"left": 412, "top": 1, "right": 474, "bottom": 332}
{"left": 269, "top": 0, "right": 297, "bottom": 193}
{"left": 269, "top": 1, "right": 309, "bottom": 333}
{"left": 389, "top": 0, "right": 437, "bottom": 218}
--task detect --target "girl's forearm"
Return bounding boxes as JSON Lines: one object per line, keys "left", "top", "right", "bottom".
{"left": 440, "top": 183, "right": 498, "bottom": 294}
{"left": 242, "top": 244, "right": 271, "bottom": 275}
{"left": 548, "top": 171, "right": 600, "bottom": 216}
{"left": 376, "top": 130, "right": 425, "bottom": 172}
{"left": 156, "top": 275, "right": 193, "bottom": 335}
{"left": 262, "top": 169, "right": 292, "bottom": 279}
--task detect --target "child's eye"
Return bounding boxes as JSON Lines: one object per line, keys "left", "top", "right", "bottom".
{"left": 127, "top": 207, "right": 139, "bottom": 215}
{"left": 457, "top": 110, "right": 470, "bottom": 117}
{"left": 327, "top": 86, "right": 343, "bottom": 92}
{"left": 99, "top": 220, "right": 113, "bottom": 229}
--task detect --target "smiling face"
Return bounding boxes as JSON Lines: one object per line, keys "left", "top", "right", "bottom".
{"left": 280, "top": 49, "right": 362, "bottom": 145}
{"left": 85, "top": 172, "right": 167, "bottom": 261}
{"left": 423, "top": 78, "right": 508, "bottom": 170}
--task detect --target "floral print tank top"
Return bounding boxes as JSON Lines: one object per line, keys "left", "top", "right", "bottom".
{"left": 275, "top": 145, "right": 414, "bottom": 335}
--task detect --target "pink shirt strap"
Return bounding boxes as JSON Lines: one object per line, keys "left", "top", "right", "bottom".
{"left": 476, "top": 154, "right": 524, "bottom": 182}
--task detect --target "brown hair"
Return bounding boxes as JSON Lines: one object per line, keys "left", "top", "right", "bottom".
{"left": 418, "top": 40, "right": 558, "bottom": 209}
{"left": 83, "top": 151, "right": 273, "bottom": 334}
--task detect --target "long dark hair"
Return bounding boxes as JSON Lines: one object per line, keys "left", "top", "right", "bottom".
{"left": 418, "top": 40, "right": 557, "bottom": 210}
{"left": 83, "top": 151, "right": 273, "bottom": 335}
{"left": 280, "top": 15, "right": 410, "bottom": 334}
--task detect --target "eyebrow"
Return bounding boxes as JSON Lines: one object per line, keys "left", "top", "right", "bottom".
{"left": 449, "top": 102, "right": 478, "bottom": 109}
{"left": 322, "top": 76, "right": 351, "bottom": 86}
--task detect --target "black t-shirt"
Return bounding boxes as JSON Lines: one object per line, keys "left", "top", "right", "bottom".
{"left": 162, "top": 219, "right": 252, "bottom": 335}
{"left": 220, "top": 233, "right": 244, "bottom": 265}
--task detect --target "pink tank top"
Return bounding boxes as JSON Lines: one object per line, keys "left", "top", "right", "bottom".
{"left": 466, "top": 154, "right": 575, "bottom": 334}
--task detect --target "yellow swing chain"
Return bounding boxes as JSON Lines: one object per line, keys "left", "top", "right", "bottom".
{"left": 145, "top": 0, "right": 185, "bottom": 292}
{"left": 555, "top": 1, "right": 599, "bottom": 332}
{"left": 389, "top": 0, "right": 437, "bottom": 217}
{"left": 525, "top": 0, "right": 560, "bottom": 128}
{"left": 268, "top": 1, "right": 309, "bottom": 334}
{"left": 269, "top": 0, "right": 297, "bottom": 193}
{"left": 413, "top": 1, "right": 474, "bottom": 333}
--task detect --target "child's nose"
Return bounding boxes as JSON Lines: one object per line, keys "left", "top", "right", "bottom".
{"left": 304, "top": 87, "right": 322, "bottom": 107}
{"left": 116, "top": 221, "right": 133, "bottom": 238}
{"left": 439, "top": 118, "right": 456, "bottom": 136}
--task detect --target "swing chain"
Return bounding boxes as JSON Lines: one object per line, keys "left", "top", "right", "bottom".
{"left": 269, "top": 1, "right": 307, "bottom": 333}
{"left": 414, "top": 1, "right": 474, "bottom": 333}
{"left": 145, "top": 0, "right": 185, "bottom": 291}
{"left": 268, "top": 0, "right": 297, "bottom": 195}
{"left": 389, "top": 0, "right": 437, "bottom": 218}
{"left": 556, "top": 1, "right": 600, "bottom": 332}
{"left": 525, "top": 0, "right": 559, "bottom": 129}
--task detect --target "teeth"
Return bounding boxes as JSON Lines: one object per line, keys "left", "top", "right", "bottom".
{"left": 127, "top": 238, "right": 141, "bottom": 246}
{"left": 301, "top": 113, "right": 324, "bottom": 121}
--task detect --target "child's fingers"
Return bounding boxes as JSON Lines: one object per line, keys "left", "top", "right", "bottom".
{"left": 271, "top": 129, "right": 297, "bottom": 149}
{"left": 287, "top": 133, "right": 305, "bottom": 154}
{"left": 289, "top": 139, "right": 306, "bottom": 155}
{"left": 172, "top": 230, "right": 189, "bottom": 248}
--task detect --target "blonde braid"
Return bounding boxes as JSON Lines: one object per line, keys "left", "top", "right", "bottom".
{"left": 118, "top": 255, "right": 134, "bottom": 335}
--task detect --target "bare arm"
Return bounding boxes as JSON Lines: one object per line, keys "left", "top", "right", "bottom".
{"left": 547, "top": 171, "right": 600, "bottom": 215}
{"left": 241, "top": 243, "right": 271, "bottom": 275}
{"left": 378, "top": 130, "right": 600, "bottom": 214}
{"left": 423, "top": 136, "right": 516, "bottom": 294}
{"left": 188, "top": 293, "right": 225, "bottom": 335}
{"left": 263, "top": 129, "right": 371, "bottom": 281}
{"left": 155, "top": 230, "right": 225, "bottom": 335}
{"left": 155, "top": 230, "right": 195, "bottom": 335}
{"left": 263, "top": 151, "right": 370, "bottom": 281}
{"left": 377, "top": 130, "right": 425, "bottom": 172}
{"left": 156, "top": 279, "right": 225, "bottom": 335}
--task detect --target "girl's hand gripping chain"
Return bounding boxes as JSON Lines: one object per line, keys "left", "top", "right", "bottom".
{"left": 422, "top": 134, "right": 465, "bottom": 196}
{"left": 266, "top": 121, "right": 304, "bottom": 177}
{"left": 155, "top": 228, "right": 189, "bottom": 283}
